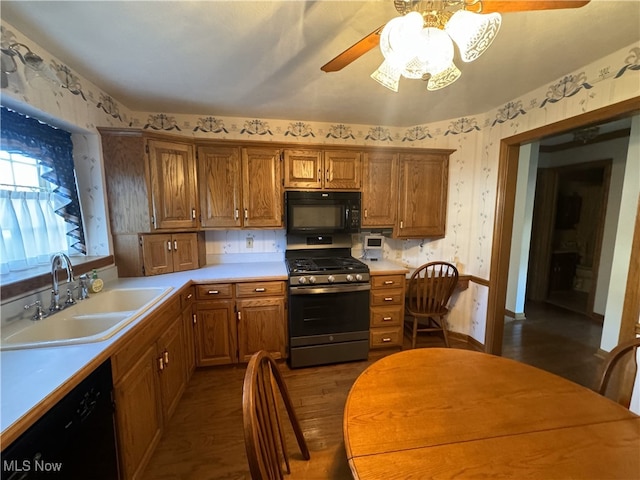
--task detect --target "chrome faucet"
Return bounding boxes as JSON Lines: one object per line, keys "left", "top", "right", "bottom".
{"left": 50, "top": 252, "right": 75, "bottom": 311}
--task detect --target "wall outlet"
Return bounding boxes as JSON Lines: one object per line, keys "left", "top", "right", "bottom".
{"left": 246, "top": 237, "right": 254, "bottom": 249}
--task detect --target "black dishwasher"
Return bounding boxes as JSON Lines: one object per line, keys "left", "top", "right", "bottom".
{"left": 1, "top": 359, "right": 119, "bottom": 479}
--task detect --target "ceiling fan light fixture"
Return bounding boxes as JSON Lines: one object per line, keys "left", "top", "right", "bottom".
{"left": 371, "top": 60, "right": 401, "bottom": 92}
{"left": 445, "top": 10, "right": 501, "bottom": 62}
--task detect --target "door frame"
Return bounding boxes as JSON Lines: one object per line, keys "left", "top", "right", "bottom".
{"left": 485, "top": 96, "right": 640, "bottom": 355}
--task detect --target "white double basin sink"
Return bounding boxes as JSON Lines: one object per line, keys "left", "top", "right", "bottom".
{"left": 1, "top": 287, "right": 173, "bottom": 350}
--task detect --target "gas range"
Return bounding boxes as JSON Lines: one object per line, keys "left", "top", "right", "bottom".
{"left": 286, "top": 254, "right": 370, "bottom": 286}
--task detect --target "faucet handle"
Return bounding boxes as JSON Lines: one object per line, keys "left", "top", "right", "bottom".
{"left": 25, "top": 300, "right": 48, "bottom": 321}
{"left": 65, "top": 287, "right": 77, "bottom": 306}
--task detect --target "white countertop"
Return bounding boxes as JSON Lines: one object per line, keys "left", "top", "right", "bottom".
{"left": 361, "top": 258, "right": 410, "bottom": 275}
{"left": 0, "top": 261, "right": 287, "bottom": 443}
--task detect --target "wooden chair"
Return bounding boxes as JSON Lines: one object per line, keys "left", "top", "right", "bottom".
{"left": 596, "top": 337, "right": 640, "bottom": 409}
{"left": 242, "top": 350, "right": 310, "bottom": 479}
{"left": 405, "top": 261, "right": 459, "bottom": 349}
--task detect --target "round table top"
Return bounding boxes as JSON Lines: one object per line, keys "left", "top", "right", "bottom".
{"left": 344, "top": 348, "right": 640, "bottom": 479}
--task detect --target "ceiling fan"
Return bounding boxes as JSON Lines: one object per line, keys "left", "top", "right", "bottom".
{"left": 321, "top": 0, "right": 590, "bottom": 91}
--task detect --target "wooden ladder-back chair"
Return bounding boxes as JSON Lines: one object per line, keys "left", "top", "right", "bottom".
{"left": 596, "top": 337, "right": 640, "bottom": 409}
{"left": 405, "top": 261, "right": 459, "bottom": 349}
{"left": 242, "top": 350, "right": 310, "bottom": 480}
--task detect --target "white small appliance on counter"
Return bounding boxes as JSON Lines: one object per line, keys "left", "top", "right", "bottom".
{"left": 364, "top": 235, "right": 384, "bottom": 261}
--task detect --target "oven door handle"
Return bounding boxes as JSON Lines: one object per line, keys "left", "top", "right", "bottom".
{"left": 289, "top": 284, "right": 371, "bottom": 295}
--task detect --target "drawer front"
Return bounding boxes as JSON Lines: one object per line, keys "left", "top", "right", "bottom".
{"left": 196, "top": 284, "right": 233, "bottom": 300}
{"left": 370, "top": 327, "right": 403, "bottom": 348}
{"left": 371, "top": 288, "right": 404, "bottom": 306}
{"left": 370, "top": 305, "right": 403, "bottom": 327}
{"left": 371, "top": 274, "right": 405, "bottom": 290}
{"left": 236, "top": 281, "right": 285, "bottom": 298}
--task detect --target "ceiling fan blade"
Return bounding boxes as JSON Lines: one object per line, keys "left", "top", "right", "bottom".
{"left": 478, "top": 1, "right": 590, "bottom": 14}
{"left": 321, "top": 24, "right": 385, "bottom": 73}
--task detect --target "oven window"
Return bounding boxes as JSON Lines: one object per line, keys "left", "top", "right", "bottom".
{"left": 289, "top": 289, "right": 369, "bottom": 337}
{"left": 290, "top": 205, "right": 344, "bottom": 229}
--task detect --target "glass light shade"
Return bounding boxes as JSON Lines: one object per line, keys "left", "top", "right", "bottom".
{"left": 414, "top": 27, "right": 454, "bottom": 75}
{"left": 426, "top": 63, "right": 461, "bottom": 91}
{"left": 379, "top": 12, "right": 424, "bottom": 68}
{"left": 370, "top": 60, "right": 401, "bottom": 92}
{"left": 445, "top": 10, "right": 501, "bottom": 63}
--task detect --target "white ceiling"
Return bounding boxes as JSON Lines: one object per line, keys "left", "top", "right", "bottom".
{"left": 1, "top": 1, "right": 639, "bottom": 127}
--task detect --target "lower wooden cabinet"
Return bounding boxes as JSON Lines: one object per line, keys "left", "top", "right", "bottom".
{"left": 369, "top": 273, "right": 406, "bottom": 349}
{"left": 194, "top": 281, "right": 287, "bottom": 365}
{"left": 111, "top": 295, "right": 188, "bottom": 480}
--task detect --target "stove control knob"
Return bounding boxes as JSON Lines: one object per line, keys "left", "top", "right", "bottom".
{"left": 355, "top": 274, "right": 363, "bottom": 281}
{"left": 327, "top": 275, "right": 335, "bottom": 283}
{"left": 298, "top": 277, "right": 308, "bottom": 285}
{"left": 346, "top": 274, "right": 354, "bottom": 282}
{"left": 308, "top": 276, "right": 317, "bottom": 284}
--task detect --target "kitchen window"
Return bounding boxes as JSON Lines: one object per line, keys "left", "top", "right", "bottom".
{"left": 0, "top": 106, "right": 85, "bottom": 275}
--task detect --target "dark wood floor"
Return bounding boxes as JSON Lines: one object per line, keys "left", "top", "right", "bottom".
{"left": 142, "top": 303, "right": 604, "bottom": 479}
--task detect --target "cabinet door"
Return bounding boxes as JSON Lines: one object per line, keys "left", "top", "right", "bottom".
{"left": 171, "top": 233, "right": 200, "bottom": 272}
{"left": 362, "top": 152, "right": 398, "bottom": 227}
{"left": 395, "top": 153, "right": 448, "bottom": 238}
{"left": 237, "top": 297, "right": 286, "bottom": 362}
{"left": 198, "top": 146, "right": 242, "bottom": 228}
{"left": 194, "top": 300, "right": 237, "bottom": 365}
{"left": 283, "top": 149, "right": 323, "bottom": 189}
{"left": 241, "top": 148, "right": 283, "bottom": 228}
{"left": 324, "top": 150, "right": 361, "bottom": 190}
{"left": 148, "top": 139, "right": 197, "bottom": 230}
{"left": 157, "top": 315, "right": 187, "bottom": 421}
{"left": 114, "top": 343, "right": 163, "bottom": 480}
{"left": 140, "top": 233, "right": 173, "bottom": 276}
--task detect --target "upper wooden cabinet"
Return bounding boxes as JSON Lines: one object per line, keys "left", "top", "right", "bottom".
{"left": 362, "top": 152, "right": 399, "bottom": 227}
{"left": 139, "top": 232, "right": 205, "bottom": 276}
{"left": 100, "top": 130, "right": 197, "bottom": 233}
{"left": 147, "top": 139, "right": 198, "bottom": 230}
{"left": 395, "top": 152, "right": 449, "bottom": 238}
{"left": 198, "top": 145, "right": 282, "bottom": 228}
{"left": 284, "top": 149, "right": 361, "bottom": 190}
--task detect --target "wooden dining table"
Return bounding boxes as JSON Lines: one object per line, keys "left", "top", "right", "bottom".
{"left": 343, "top": 348, "right": 640, "bottom": 479}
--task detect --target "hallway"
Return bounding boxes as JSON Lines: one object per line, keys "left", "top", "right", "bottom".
{"left": 502, "top": 300, "right": 604, "bottom": 388}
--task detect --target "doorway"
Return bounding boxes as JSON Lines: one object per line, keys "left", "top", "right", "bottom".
{"left": 528, "top": 160, "right": 611, "bottom": 319}
{"left": 485, "top": 97, "right": 640, "bottom": 356}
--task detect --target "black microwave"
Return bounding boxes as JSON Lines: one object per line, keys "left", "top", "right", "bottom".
{"left": 285, "top": 191, "right": 361, "bottom": 235}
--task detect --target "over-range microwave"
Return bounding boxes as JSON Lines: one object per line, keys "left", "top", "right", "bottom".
{"left": 285, "top": 191, "right": 361, "bottom": 235}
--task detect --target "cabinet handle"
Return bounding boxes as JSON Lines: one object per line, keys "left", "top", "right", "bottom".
{"left": 382, "top": 337, "right": 392, "bottom": 342}
{"left": 364, "top": 209, "right": 368, "bottom": 219}
{"left": 158, "top": 357, "right": 165, "bottom": 371}
{"left": 163, "top": 350, "right": 170, "bottom": 365}
{"left": 382, "top": 316, "right": 393, "bottom": 321}
{"left": 174, "top": 240, "right": 178, "bottom": 250}
{"left": 208, "top": 290, "right": 220, "bottom": 294}
{"left": 237, "top": 311, "right": 242, "bottom": 321}
{"left": 192, "top": 313, "right": 197, "bottom": 324}
{"left": 187, "top": 293, "right": 193, "bottom": 300}
{"left": 317, "top": 169, "right": 321, "bottom": 182}
{"left": 235, "top": 209, "right": 239, "bottom": 221}
{"left": 400, "top": 220, "right": 404, "bottom": 229}
{"left": 255, "top": 287, "right": 266, "bottom": 292}
{"left": 244, "top": 209, "right": 248, "bottom": 221}
{"left": 192, "top": 208, "right": 196, "bottom": 219}
{"left": 384, "top": 297, "right": 394, "bottom": 301}
{"left": 325, "top": 168, "right": 329, "bottom": 182}
{"left": 383, "top": 280, "right": 394, "bottom": 285}
{"left": 167, "top": 241, "right": 172, "bottom": 251}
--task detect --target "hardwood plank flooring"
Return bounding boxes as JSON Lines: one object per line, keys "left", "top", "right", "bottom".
{"left": 142, "top": 310, "right": 602, "bottom": 480}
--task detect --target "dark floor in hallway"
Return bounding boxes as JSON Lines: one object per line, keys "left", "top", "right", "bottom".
{"left": 502, "top": 300, "right": 604, "bottom": 388}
